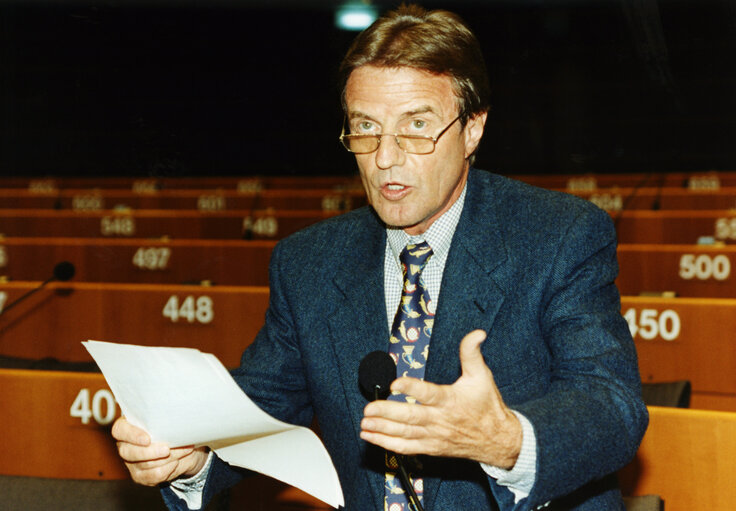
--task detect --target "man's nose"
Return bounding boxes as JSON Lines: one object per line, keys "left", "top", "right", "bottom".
{"left": 374, "top": 135, "right": 406, "bottom": 169}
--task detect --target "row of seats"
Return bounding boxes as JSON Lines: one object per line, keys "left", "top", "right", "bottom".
{"left": 0, "top": 238, "right": 277, "bottom": 286}
{"left": 2, "top": 238, "right": 736, "bottom": 296}
{"left": 0, "top": 187, "right": 367, "bottom": 212}
{"left": 3, "top": 366, "right": 732, "bottom": 511}
{"left": 0, "top": 208, "right": 338, "bottom": 239}
{"left": 3, "top": 171, "right": 736, "bottom": 510}
{"left": 0, "top": 175, "right": 363, "bottom": 192}
{"left": 2, "top": 208, "right": 736, "bottom": 243}
{"left": 1, "top": 281, "right": 734, "bottom": 410}
{"left": 1, "top": 170, "right": 729, "bottom": 192}
{"left": 3, "top": 185, "right": 736, "bottom": 212}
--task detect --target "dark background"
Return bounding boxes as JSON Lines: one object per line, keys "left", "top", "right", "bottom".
{"left": 1, "top": 0, "right": 735, "bottom": 178}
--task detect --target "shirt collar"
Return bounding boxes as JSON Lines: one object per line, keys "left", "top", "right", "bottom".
{"left": 386, "top": 181, "right": 467, "bottom": 263}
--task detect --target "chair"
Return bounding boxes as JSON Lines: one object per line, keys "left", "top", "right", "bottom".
{"left": 641, "top": 380, "right": 691, "bottom": 408}
{"left": 624, "top": 494, "right": 665, "bottom": 511}
{"left": 618, "top": 406, "right": 736, "bottom": 509}
{"left": 0, "top": 476, "right": 168, "bottom": 511}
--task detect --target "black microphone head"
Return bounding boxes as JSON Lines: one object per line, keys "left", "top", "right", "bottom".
{"left": 53, "top": 261, "right": 76, "bottom": 282}
{"left": 358, "top": 351, "right": 396, "bottom": 401}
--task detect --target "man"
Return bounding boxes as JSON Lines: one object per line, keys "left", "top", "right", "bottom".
{"left": 113, "top": 5, "right": 648, "bottom": 510}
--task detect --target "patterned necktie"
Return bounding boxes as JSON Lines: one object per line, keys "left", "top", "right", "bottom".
{"left": 385, "top": 241, "right": 434, "bottom": 511}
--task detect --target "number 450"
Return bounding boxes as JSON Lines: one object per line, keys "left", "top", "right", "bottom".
{"left": 623, "top": 308, "right": 680, "bottom": 341}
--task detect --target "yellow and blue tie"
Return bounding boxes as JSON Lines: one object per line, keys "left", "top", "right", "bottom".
{"left": 385, "top": 241, "right": 434, "bottom": 511}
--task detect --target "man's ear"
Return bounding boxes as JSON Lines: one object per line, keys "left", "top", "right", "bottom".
{"left": 463, "top": 111, "right": 488, "bottom": 159}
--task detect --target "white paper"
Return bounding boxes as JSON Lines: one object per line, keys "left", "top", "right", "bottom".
{"left": 83, "top": 339, "right": 344, "bottom": 509}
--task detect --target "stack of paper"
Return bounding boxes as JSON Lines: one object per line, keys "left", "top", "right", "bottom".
{"left": 83, "top": 340, "right": 344, "bottom": 508}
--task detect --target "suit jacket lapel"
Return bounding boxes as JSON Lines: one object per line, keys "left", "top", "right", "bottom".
{"left": 423, "top": 169, "right": 510, "bottom": 510}
{"left": 327, "top": 209, "right": 389, "bottom": 505}
{"left": 325, "top": 170, "right": 513, "bottom": 509}
{"left": 426, "top": 169, "right": 509, "bottom": 384}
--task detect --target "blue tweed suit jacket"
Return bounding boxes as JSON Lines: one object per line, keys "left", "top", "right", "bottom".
{"left": 163, "top": 169, "right": 648, "bottom": 510}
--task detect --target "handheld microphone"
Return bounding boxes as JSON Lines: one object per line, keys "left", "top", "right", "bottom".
{"left": 358, "top": 351, "right": 425, "bottom": 511}
{"left": 0, "top": 261, "right": 76, "bottom": 315}
{"left": 359, "top": 350, "right": 395, "bottom": 401}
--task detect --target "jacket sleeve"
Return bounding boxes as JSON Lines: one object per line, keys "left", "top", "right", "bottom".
{"left": 159, "top": 239, "right": 315, "bottom": 510}
{"left": 495, "top": 205, "right": 648, "bottom": 510}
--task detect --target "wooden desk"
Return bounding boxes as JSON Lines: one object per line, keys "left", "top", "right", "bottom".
{"left": 513, "top": 171, "right": 728, "bottom": 191}
{"left": 0, "top": 369, "right": 331, "bottom": 511}
{"left": 0, "top": 282, "right": 268, "bottom": 367}
{"left": 2, "top": 282, "right": 735, "bottom": 408}
{"left": 619, "top": 406, "right": 736, "bottom": 511}
{"left": 0, "top": 237, "right": 276, "bottom": 286}
{"left": 0, "top": 368, "right": 329, "bottom": 510}
{"left": 614, "top": 210, "right": 736, "bottom": 244}
{"left": 621, "top": 296, "right": 736, "bottom": 411}
{"left": 0, "top": 368, "right": 127, "bottom": 479}
{"left": 7, "top": 369, "right": 733, "bottom": 510}
{"left": 6, "top": 238, "right": 736, "bottom": 298}
{"left": 6, "top": 172, "right": 733, "bottom": 194}
{"left": 0, "top": 175, "right": 362, "bottom": 192}
{"left": 0, "top": 208, "right": 339, "bottom": 239}
{"left": 564, "top": 187, "right": 736, "bottom": 211}
{"left": 2, "top": 282, "right": 734, "bottom": 409}
{"left": 617, "top": 244, "right": 736, "bottom": 297}
{"left": 0, "top": 188, "right": 366, "bottom": 212}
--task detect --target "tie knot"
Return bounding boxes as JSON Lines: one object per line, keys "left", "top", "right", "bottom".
{"left": 400, "top": 241, "right": 433, "bottom": 271}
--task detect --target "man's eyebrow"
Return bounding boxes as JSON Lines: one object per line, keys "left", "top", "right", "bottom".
{"left": 401, "top": 106, "right": 438, "bottom": 118}
{"left": 348, "top": 106, "right": 441, "bottom": 122}
{"left": 347, "top": 111, "right": 376, "bottom": 121}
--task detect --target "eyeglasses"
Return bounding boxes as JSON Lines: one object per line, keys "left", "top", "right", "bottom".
{"left": 339, "top": 115, "right": 461, "bottom": 155}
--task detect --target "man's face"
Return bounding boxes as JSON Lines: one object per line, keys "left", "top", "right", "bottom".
{"left": 344, "top": 65, "right": 486, "bottom": 235}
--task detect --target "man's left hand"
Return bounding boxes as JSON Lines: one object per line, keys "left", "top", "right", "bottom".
{"left": 360, "top": 329, "right": 522, "bottom": 469}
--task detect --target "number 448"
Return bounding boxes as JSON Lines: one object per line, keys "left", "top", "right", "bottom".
{"left": 162, "top": 295, "right": 214, "bottom": 324}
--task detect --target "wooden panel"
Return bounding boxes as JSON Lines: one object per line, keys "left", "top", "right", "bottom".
{"left": 5, "top": 171, "right": 734, "bottom": 195}
{"left": 0, "top": 369, "right": 128, "bottom": 479}
{"left": 619, "top": 406, "right": 736, "bottom": 511}
{"left": 616, "top": 244, "right": 736, "bottom": 297}
{"left": 0, "top": 209, "right": 338, "bottom": 240}
{"left": 0, "top": 366, "right": 332, "bottom": 509}
{"left": 8, "top": 239, "right": 736, "bottom": 296}
{"left": 0, "top": 237, "right": 276, "bottom": 286}
{"left": 689, "top": 392, "right": 736, "bottom": 412}
{"left": 564, "top": 187, "right": 736, "bottom": 211}
{"left": 0, "top": 282, "right": 268, "bottom": 368}
{"left": 3, "top": 284, "right": 736, "bottom": 408}
{"left": 613, "top": 210, "right": 736, "bottom": 244}
{"left": 0, "top": 175, "right": 362, "bottom": 192}
{"left": 0, "top": 188, "right": 366, "bottom": 212}
{"left": 3, "top": 285, "right": 736, "bottom": 408}
{"left": 513, "top": 171, "right": 728, "bottom": 190}
{"left": 0, "top": 367, "right": 330, "bottom": 511}
{"left": 9, "top": 201, "right": 729, "bottom": 243}
{"left": 621, "top": 296, "right": 736, "bottom": 407}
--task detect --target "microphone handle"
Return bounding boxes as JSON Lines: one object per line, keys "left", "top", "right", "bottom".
{"left": 395, "top": 454, "right": 424, "bottom": 511}
{"left": 0, "top": 277, "right": 56, "bottom": 315}
{"left": 369, "top": 376, "right": 423, "bottom": 510}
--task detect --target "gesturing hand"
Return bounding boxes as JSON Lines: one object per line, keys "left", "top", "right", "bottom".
{"left": 360, "top": 329, "right": 522, "bottom": 469}
{"left": 111, "top": 416, "right": 209, "bottom": 486}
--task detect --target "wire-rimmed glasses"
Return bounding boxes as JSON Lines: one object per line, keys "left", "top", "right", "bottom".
{"left": 339, "top": 115, "right": 461, "bottom": 155}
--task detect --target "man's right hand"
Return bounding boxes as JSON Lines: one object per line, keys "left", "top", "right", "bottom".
{"left": 112, "top": 416, "right": 209, "bottom": 486}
